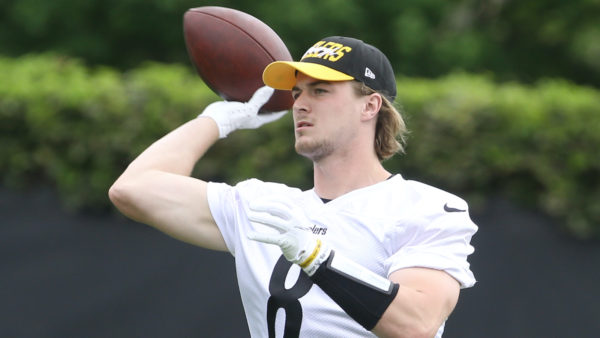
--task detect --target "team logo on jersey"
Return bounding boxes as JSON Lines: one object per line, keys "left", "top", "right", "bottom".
{"left": 309, "top": 224, "right": 327, "bottom": 235}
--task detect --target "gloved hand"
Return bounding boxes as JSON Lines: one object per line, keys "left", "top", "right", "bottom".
{"left": 247, "top": 197, "right": 331, "bottom": 276}
{"left": 199, "top": 86, "right": 287, "bottom": 138}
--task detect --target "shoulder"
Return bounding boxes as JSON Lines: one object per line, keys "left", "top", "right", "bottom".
{"left": 398, "top": 178, "right": 478, "bottom": 245}
{"left": 208, "top": 178, "right": 305, "bottom": 201}
{"left": 357, "top": 175, "right": 467, "bottom": 212}
{"left": 386, "top": 176, "right": 468, "bottom": 215}
{"left": 238, "top": 178, "right": 304, "bottom": 196}
{"left": 386, "top": 177, "right": 478, "bottom": 287}
{"left": 378, "top": 176, "right": 477, "bottom": 240}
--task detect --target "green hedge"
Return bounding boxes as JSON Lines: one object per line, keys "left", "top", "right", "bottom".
{"left": 390, "top": 74, "right": 600, "bottom": 239}
{"left": 1, "top": 54, "right": 599, "bottom": 239}
{"left": 0, "top": 54, "right": 219, "bottom": 210}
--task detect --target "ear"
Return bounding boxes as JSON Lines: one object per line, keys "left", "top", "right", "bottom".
{"left": 360, "top": 93, "right": 382, "bottom": 122}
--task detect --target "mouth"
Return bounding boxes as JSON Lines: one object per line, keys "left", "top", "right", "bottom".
{"left": 296, "top": 121, "right": 314, "bottom": 130}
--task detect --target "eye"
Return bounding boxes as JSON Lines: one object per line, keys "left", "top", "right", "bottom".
{"left": 313, "top": 87, "right": 327, "bottom": 95}
{"left": 291, "top": 90, "right": 301, "bottom": 100}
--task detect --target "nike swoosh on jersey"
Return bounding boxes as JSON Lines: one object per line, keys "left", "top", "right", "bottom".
{"left": 444, "top": 203, "right": 466, "bottom": 213}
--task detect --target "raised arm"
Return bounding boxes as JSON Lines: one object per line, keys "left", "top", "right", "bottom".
{"left": 108, "top": 86, "right": 286, "bottom": 251}
{"left": 108, "top": 116, "right": 225, "bottom": 250}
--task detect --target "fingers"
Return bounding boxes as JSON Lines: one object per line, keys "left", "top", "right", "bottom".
{"left": 250, "top": 197, "right": 305, "bottom": 224}
{"left": 249, "top": 195, "right": 300, "bottom": 213}
{"left": 256, "top": 110, "right": 288, "bottom": 125}
{"left": 248, "top": 197, "right": 311, "bottom": 230}
{"left": 247, "top": 230, "right": 282, "bottom": 246}
{"left": 247, "top": 209, "right": 289, "bottom": 232}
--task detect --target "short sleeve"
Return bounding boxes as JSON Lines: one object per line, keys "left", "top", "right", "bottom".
{"left": 385, "top": 211, "right": 478, "bottom": 288}
{"left": 206, "top": 181, "right": 239, "bottom": 255}
{"left": 206, "top": 179, "right": 305, "bottom": 257}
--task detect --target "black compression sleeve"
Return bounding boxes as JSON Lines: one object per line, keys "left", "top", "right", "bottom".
{"left": 309, "top": 251, "right": 399, "bottom": 330}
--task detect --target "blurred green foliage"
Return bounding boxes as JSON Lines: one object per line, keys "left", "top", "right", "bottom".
{"left": 1, "top": 55, "right": 599, "bottom": 240}
{"left": 1, "top": 0, "right": 599, "bottom": 87}
{"left": 0, "top": 54, "right": 218, "bottom": 210}
{"left": 389, "top": 75, "right": 600, "bottom": 239}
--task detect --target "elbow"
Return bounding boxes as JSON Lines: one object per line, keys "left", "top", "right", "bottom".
{"left": 108, "top": 172, "right": 159, "bottom": 223}
{"left": 407, "top": 321, "right": 441, "bottom": 338}
{"left": 108, "top": 179, "right": 137, "bottom": 217}
{"left": 411, "top": 323, "right": 440, "bottom": 338}
{"left": 378, "top": 327, "right": 438, "bottom": 338}
{"left": 399, "top": 318, "right": 441, "bottom": 338}
{"left": 108, "top": 181, "right": 123, "bottom": 207}
{"left": 375, "top": 317, "right": 441, "bottom": 338}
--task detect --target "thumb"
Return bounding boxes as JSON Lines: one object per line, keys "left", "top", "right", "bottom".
{"left": 248, "top": 86, "right": 275, "bottom": 108}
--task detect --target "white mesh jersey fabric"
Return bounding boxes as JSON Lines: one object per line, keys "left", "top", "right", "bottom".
{"left": 207, "top": 175, "right": 477, "bottom": 337}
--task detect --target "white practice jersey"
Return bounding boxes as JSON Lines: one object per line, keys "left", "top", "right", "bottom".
{"left": 207, "top": 174, "right": 477, "bottom": 338}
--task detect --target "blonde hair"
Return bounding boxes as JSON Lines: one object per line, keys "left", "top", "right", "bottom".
{"left": 352, "top": 81, "right": 407, "bottom": 161}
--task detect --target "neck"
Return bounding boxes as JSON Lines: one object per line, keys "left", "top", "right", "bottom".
{"left": 312, "top": 150, "right": 390, "bottom": 200}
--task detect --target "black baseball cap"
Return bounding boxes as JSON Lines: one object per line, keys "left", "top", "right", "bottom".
{"left": 263, "top": 36, "right": 396, "bottom": 101}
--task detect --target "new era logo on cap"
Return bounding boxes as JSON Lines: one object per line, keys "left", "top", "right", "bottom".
{"left": 365, "top": 67, "right": 376, "bottom": 80}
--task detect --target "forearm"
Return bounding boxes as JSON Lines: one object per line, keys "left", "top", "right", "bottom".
{"left": 116, "top": 85, "right": 282, "bottom": 180}
{"left": 310, "top": 254, "right": 454, "bottom": 338}
{"left": 108, "top": 116, "right": 228, "bottom": 250}
{"left": 119, "top": 117, "right": 219, "bottom": 179}
{"left": 372, "top": 288, "right": 441, "bottom": 338}
{"left": 109, "top": 116, "right": 219, "bottom": 230}
{"left": 373, "top": 268, "right": 460, "bottom": 338}
{"left": 109, "top": 87, "right": 283, "bottom": 249}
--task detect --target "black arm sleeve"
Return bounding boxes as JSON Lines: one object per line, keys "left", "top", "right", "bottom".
{"left": 309, "top": 251, "right": 400, "bottom": 330}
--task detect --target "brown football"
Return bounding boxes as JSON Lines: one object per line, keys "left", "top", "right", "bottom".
{"left": 183, "top": 6, "right": 294, "bottom": 112}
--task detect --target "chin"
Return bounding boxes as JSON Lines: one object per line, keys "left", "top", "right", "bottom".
{"left": 295, "top": 139, "right": 333, "bottom": 162}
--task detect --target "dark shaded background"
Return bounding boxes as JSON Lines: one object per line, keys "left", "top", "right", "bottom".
{"left": 2, "top": 187, "right": 599, "bottom": 337}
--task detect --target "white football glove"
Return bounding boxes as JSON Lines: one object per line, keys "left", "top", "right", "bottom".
{"left": 199, "top": 86, "right": 288, "bottom": 138}
{"left": 247, "top": 197, "right": 331, "bottom": 276}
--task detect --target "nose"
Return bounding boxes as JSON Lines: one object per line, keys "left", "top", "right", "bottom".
{"left": 292, "top": 92, "right": 309, "bottom": 113}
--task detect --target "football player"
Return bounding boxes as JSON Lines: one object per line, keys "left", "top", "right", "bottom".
{"left": 109, "top": 36, "right": 477, "bottom": 338}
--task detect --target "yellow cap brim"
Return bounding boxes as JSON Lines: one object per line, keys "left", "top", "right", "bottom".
{"left": 263, "top": 61, "right": 354, "bottom": 90}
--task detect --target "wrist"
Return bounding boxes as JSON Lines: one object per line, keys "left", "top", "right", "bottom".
{"left": 299, "top": 239, "right": 332, "bottom": 276}
{"left": 310, "top": 251, "right": 399, "bottom": 330}
{"left": 198, "top": 110, "right": 231, "bottom": 139}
